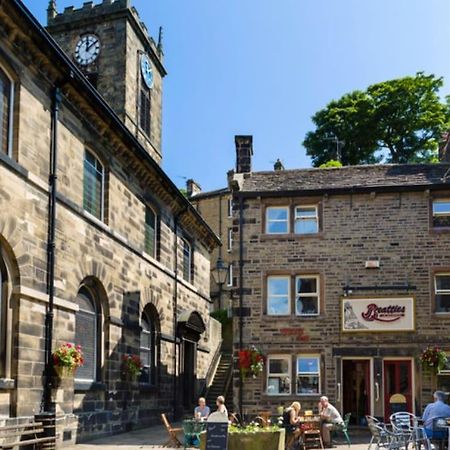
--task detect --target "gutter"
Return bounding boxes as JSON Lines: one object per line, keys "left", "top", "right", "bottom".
{"left": 238, "top": 195, "right": 244, "bottom": 418}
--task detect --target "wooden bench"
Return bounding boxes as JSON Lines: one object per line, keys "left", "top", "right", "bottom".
{"left": 0, "top": 420, "right": 57, "bottom": 449}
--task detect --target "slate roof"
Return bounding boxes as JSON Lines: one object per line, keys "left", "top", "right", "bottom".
{"left": 239, "top": 164, "right": 450, "bottom": 195}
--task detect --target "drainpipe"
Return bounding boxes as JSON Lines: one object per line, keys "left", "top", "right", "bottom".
{"left": 238, "top": 194, "right": 244, "bottom": 418}
{"left": 172, "top": 207, "right": 187, "bottom": 420}
{"left": 43, "top": 86, "right": 62, "bottom": 414}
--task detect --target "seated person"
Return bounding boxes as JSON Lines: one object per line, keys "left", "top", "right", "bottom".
{"left": 194, "top": 397, "right": 210, "bottom": 419}
{"left": 283, "top": 401, "right": 302, "bottom": 432}
{"left": 422, "top": 391, "right": 450, "bottom": 438}
{"left": 215, "top": 395, "right": 228, "bottom": 416}
{"left": 319, "top": 396, "right": 343, "bottom": 448}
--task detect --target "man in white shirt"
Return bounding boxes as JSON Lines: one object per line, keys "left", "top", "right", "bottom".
{"left": 319, "top": 396, "right": 344, "bottom": 447}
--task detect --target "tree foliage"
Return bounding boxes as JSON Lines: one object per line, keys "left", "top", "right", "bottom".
{"left": 304, "top": 73, "right": 449, "bottom": 166}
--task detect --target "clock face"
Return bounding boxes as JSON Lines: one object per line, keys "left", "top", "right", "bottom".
{"left": 140, "top": 54, "right": 154, "bottom": 89}
{"left": 75, "top": 34, "right": 101, "bottom": 66}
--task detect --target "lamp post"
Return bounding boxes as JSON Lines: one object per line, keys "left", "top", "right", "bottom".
{"left": 211, "top": 257, "right": 228, "bottom": 309}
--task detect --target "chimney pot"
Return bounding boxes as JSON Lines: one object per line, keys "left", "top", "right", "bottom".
{"left": 186, "top": 179, "right": 202, "bottom": 198}
{"left": 235, "top": 135, "right": 253, "bottom": 174}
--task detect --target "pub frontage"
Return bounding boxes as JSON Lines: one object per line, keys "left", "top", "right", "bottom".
{"left": 227, "top": 143, "right": 450, "bottom": 423}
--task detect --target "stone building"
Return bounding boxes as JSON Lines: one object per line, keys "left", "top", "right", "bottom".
{"left": 228, "top": 144, "right": 450, "bottom": 422}
{"left": 0, "top": 0, "right": 221, "bottom": 444}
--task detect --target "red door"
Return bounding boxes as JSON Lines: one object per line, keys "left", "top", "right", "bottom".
{"left": 383, "top": 360, "right": 413, "bottom": 421}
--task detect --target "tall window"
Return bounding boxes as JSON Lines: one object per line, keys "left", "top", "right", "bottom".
{"left": 432, "top": 200, "right": 450, "bottom": 228}
{"left": 227, "top": 228, "right": 233, "bottom": 252}
{"left": 267, "top": 276, "right": 290, "bottom": 315}
{"left": 0, "top": 252, "right": 9, "bottom": 375}
{"left": 227, "top": 198, "right": 233, "bottom": 218}
{"left": 297, "top": 356, "right": 320, "bottom": 395}
{"left": 266, "top": 207, "right": 289, "bottom": 234}
{"left": 295, "top": 276, "right": 320, "bottom": 316}
{"left": 267, "top": 355, "right": 291, "bottom": 395}
{"left": 140, "top": 310, "right": 157, "bottom": 386}
{"left": 227, "top": 263, "right": 233, "bottom": 288}
{"left": 435, "top": 274, "right": 450, "bottom": 313}
{"left": 83, "top": 150, "right": 104, "bottom": 221}
{"left": 0, "top": 69, "right": 13, "bottom": 156}
{"left": 144, "top": 207, "right": 157, "bottom": 258}
{"left": 139, "top": 86, "right": 151, "bottom": 137}
{"left": 182, "top": 239, "right": 192, "bottom": 283}
{"left": 295, "top": 206, "right": 319, "bottom": 234}
{"left": 75, "top": 286, "right": 99, "bottom": 381}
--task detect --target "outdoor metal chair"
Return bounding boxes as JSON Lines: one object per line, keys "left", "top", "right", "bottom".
{"left": 368, "top": 423, "right": 403, "bottom": 450}
{"left": 390, "top": 412, "right": 418, "bottom": 449}
{"left": 332, "top": 412, "right": 351, "bottom": 446}
{"left": 430, "top": 417, "right": 448, "bottom": 450}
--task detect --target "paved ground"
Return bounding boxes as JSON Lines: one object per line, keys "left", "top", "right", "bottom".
{"left": 62, "top": 424, "right": 371, "bottom": 449}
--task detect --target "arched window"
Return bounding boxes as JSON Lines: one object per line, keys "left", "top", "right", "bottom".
{"left": 0, "top": 254, "right": 8, "bottom": 374}
{"left": 75, "top": 286, "right": 99, "bottom": 381}
{"left": 140, "top": 308, "right": 158, "bottom": 386}
{"left": 0, "top": 68, "right": 14, "bottom": 156}
{"left": 83, "top": 149, "right": 105, "bottom": 221}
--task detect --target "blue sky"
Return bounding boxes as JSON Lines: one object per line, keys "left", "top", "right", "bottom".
{"left": 27, "top": 0, "right": 450, "bottom": 191}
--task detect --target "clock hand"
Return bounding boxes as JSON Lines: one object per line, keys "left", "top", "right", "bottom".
{"left": 86, "top": 39, "right": 97, "bottom": 52}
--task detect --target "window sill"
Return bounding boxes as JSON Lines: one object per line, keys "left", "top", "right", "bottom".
{"left": 0, "top": 378, "right": 15, "bottom": 390}
{"left": 260, "top": 233, "right": 324, "bottom": 241}
{"left": 430, "top": 227, "right": 450, "bottom": 234}
{"left": 74, "top": 380, "right": 106, "bottom": 391}
{"left": 264, "top": 314, "right": 322, "bottom": 319}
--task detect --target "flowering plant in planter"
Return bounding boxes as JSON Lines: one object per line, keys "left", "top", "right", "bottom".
{"left": 122, "top": 354, "right": 143, "bottom": 380}
{"left": 52, "top": 343, "right": 84, "bottom": 377}
{"left": 238, "top": 346, "right": 265, "bottom": 379}
{"left": 420, "top": 346, "right": 447, "bottom": 373}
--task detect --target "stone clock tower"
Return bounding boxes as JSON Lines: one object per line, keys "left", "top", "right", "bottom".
{"left": 47, "top": 0, "right": 166, "bottom": 164}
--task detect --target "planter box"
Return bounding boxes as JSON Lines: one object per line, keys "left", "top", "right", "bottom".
{"left": 200, "top": 428, "right": 285, "bottom": 450}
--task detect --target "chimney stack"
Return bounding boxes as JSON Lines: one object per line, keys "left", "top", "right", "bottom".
{"left": 439, "top": 132, "right": 450, "bottom": 163}
{"left": 235, "top": 135, "right": 253, "bottom": 174}
{"left": 186, "top": 179, "right": 202, "bottom": 198}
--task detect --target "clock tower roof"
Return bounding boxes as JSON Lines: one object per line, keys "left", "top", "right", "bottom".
{"left": 47, "top": 0, "right": 166, "bottom": 77}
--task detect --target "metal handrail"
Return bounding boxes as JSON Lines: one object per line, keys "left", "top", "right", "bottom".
{"left": 201, "top": 339, "right": 223, "bottom": 396}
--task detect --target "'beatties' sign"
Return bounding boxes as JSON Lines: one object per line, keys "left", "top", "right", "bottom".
{"left": 341, "top": 296, "right": 415, "bottom": 332}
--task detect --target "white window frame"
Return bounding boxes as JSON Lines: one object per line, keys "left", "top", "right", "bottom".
{"left": 227, "top": 263, "right": 233, "bottom": 288}
{"left": 432, "top": 200, "right": 450, "bottom": 227}
{"left": 267, "top": 276, "right": 290, "bottom": 316}
{"left": 266, "top": 206, "right": 289, "bottom": 234}
{"left": 227, "top": 198, "right": 233, "bottom": 218}
{"left": 227, "top": 228, "right": 233, "bottom": 252}
{"left": 296, "top": 354, "right": 321, "bottom": 396}
{"left": 435, "top": 273, "right": 450, "bottom": 314}
{"left": 267, "top": 354, "right": 291, "bottom": 396}
{"left": 144, "top": 206, "right": 158, "bottom": 259}
{"left": 182, "top": 238, "right": 192, "bottom": 283}
{"left": 438, "top": 352, "right": 450, "bottom": 375}
{"left": 294, "top": 205, "right": 319, "bottom": 234}
{"left": 295, "top": 275, "right": 320, "bottom": 316}
{"left": 83, "top": 149, "right": 105, "bottom": 222}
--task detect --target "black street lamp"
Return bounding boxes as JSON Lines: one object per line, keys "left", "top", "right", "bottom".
{"left": 211, "top": 257, "right": 228, "bottom": 309}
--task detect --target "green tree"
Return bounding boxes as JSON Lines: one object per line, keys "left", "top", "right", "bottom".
{"left": 319, "top": 160, "right": 343, "bottom": 169}
{"left": 304, "top": 73, "right": 449, "bottom": 166}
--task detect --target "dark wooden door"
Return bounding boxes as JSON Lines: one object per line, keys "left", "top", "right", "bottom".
{"left": 342, "top": 359, "right": 371, "bottom": 425}
{"left": 383, "top": 360, "right": 413, "bottom": 421}
{"left": 183, "top": 340, "right": 196, "bottom": 409}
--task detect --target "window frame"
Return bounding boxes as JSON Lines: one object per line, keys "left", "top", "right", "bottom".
{"left": 83, "top": 149, "right": 105, "bottom": 222}
{"left": 139, "top": 83, "right": 151, "bottom": 138}
{"left": 227, "top": 263, "right": 233, "bottom": 288}
{"left": 267, "top": 276, "right": 291, "bottom": 316}
{"left": 182, "top": 238, "right": 192, "bottom": 283}
{"left": 0, "top": 66, "right": 15, "bottom": 158}
{"left": 227, "top": 198, "right": 233, "bottom": 218}
{"left": 432, "top": 199, "right": 450, "bottom": 229}
{"left": 295, "top": 275, "right": 320, "bottom": 316}
{"left": 265, "top": 206, "right": 289, "bottom": 235}
{"left": 144, "top": 206, "right": 158, "bottom": 259}
{"left": 266, "top": 354, "right": 292, "bottom": 396}
{"left": 294, "top": 205, "right": 319, "bottom": 235}
{"left": 296, "top": 354, "right": 321, "bottom": 396}
{"left": 434, "top": 273, "right": 450, "bottom": 314}
{"left": 74, "top": 285, "right": 101, "bottom": 383}
{"left": 139, "top": 309, "right": 157, "bottom": 386}
{"left": 227, "top": 228, "right": 233, "bottom": 252}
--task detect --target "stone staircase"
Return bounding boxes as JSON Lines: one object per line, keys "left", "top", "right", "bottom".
{"left": 206, "top": 353, "right": 233, "bottom": 407}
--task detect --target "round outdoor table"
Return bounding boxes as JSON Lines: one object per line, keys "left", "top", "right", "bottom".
{"left": 183, "top": 419, "right": 207, "bottom": 448}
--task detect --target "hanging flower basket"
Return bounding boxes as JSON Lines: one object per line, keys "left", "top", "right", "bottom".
{"left": 52, "top": 343, "right": 84, "bottom": 378}
{"left": 420, "top": 346, "right": 447, "bottom": 373}
{"left": 238, "top": 346, "right": 265, "bottom": 379}
{"left": 121, "top": 354, "right": 143, "bottom": 382}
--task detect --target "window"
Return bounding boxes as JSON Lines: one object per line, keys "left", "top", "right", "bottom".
{"left": 140, "top": 310, "right": 157, "bottom": 385}
{"left": 295, "top": 276, "right": 320, "bottom": 316}
{"left": 267, "top": 276, "right": 290, "bottom": 315}
{"left": 0, "top": 68, "right": 13, "bottom": 157}
{"left": 267, "top": 355, "right": 291, "bottom": 395}
{"left": 0, "top": 250, "right": 10, "bottom": 376}
{"left": 295, "top": 206, "right": 319, "bottom": 234}
{"left": 435, "top": 274, "right": 450, "bottom": 313}
{"left": 139, "top": 86, "right": 151, "bottom": 138}
{"left": 432, "top": 200, "right": 450, "bottom": 228}
{"left": 182, "top": 239, "right": 192, "bottom": 283}
{"left": 83, "top": 150, "right": 104, "bottom": 221}
{"left": 227, "top": 263, "right": 233, "bottom": 288}
{"left": 75, "top": 286, "right": 99, "bottom": 381}
{"left": 144, "top": 207, "right": 157, "bottom": 258}
{"left": 227, "top": 228, "right": 233, "bottom": 252}
{"left": 266, "top": 207, "right": 289, "bottom": 234}
{"left": 227, "top": 198, "right": 233, "bottom": 218}
{"left": 297, "top": 356, "right": 320, "bottom": 395}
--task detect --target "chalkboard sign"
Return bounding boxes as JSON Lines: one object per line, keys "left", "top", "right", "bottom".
{"left": 206, "top": 422, "right": 228, "bottom": 450}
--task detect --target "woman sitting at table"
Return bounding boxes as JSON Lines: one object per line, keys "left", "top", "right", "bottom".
{"left": 194, "top": 397, "right": 210, "bottom": 419}
{"left": 283, "top": 402, "right": 302, "bottom": 450}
